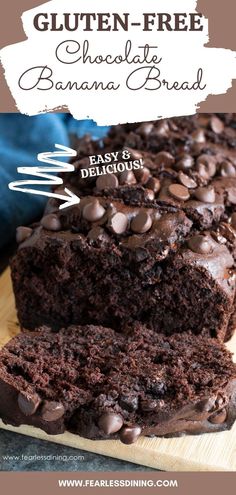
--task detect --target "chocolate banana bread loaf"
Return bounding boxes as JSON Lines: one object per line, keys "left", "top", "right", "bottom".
{"left": 0, "top": 324, "right": 235, "bottom": 442}
{"left": 11, "top": 198, "right": 235, "bottom": 340}
{"left": 11, "top": 114, "right": 236, "bottom": 340}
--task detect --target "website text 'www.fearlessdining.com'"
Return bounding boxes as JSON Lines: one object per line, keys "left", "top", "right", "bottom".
{"left": 57, "top": 479, "right": 178, "bottom": 488}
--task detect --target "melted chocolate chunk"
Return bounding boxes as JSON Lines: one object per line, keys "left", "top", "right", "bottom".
{"left": 41, "top": 214, "right": 61, "bottom": 232}
{"left": 194, "top": 187, "right": 216, "bottom": 203}
{"left": 96, "top": 173, "right": 119, "bottom": 191}
{"left": 98, "top": 413, "right": 123, "bottom": 435}
{"left": 41, "top": 401, "right": 65, "bottom": 422}
{"left": 188, "top": 235, "right": 213, "bottom": 255}
{"left": 131, "top": 211, "right": 152, "bottom": 234}
{"left": 119, "top": 426, "right": 142, "bottom": 444}
{"left": 82, "top": 199, "right": 105, "bottom": 222}
{"left": 108, "top": 212, "right": 128, "bottom": 234}
{"left": 168, "top": 184, "right": 190, "bottom": 201}
{"left": 18, "top": 392, "right": 41, "bottom": 416}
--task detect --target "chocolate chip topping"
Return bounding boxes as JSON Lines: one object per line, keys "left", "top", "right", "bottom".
{"left": 146, "top": 177, "right": 161, "bottom": 193}
{"left": 220, "top": 161, "right": 236, "bottom": 177}
{"left": 144, "top": 188, "right": 155, "bottom": 201}
{"left": 119, "top": 170, "right": 137, "bottom": 185}
{"left": 192, "top": 129, "right": 205, "bottom": 143}
{"left": 126, "top": 148, "right": 143, "bottom": 160}
{"left": 138, "top": 122, "right": 154, "bottom": 137}
{"left": 178, "top": 172, "right": 197, "bottom": 189}
{"left": 196, "top": 163, "right": 210, "bottom": 181}
{"left": 219, "top": 223, "right": 236, "bottom": 243}
{"left": 41, "top": 214, "right": 62, "bottom": 231}
{"left": 119, "top": 426, "right": 142, "bottom": 444}
{"left": 96, "top": 173, "right": 119, "bottom": 191}
{"left": 108, "top": 212, "right": 128, "bottom": 234}
{"left": 208, "top": 408, "right": 227, "bottom": 424}
{"left": 41, "top": 401, "right": 65, "bottom": 422}
{"left": 196, "top": 154, "right": 216, "bottom": 177}
{"left": 82, "top": 199, "right": 105, "bottom": 222}
{"left": 155, "top": 151, "right": 175, "bottom": 168}
{"left": 195, "top": 186, "right": 216, "bottom": 203}
{"left": 16, "top": 226, "right": 33, "bottom": 244}
{"left": 18, "top": 392, "right": 41, "bottom": 416}
{"left": 210, "top": 115, "right": 224, "bottom": 134}
{"left": 155, "top": 121, "right": 169, "bottom": 137}
{"left": 188, "top": 235, "right": 213, "bottom": 255}
{"left": 131, "top": 211, "right": 153, "bottom": 234}
{"left": 134, "top": 167, "right": 150, "bottom": 184}
{"left": 98, "top": 413, "right": 123, "bottom": 435}
{"left": 175, "top": 154, "right": 194, "bottom": 171}
{"left": 168, "top": 183, "right": 190, "bottom": 201}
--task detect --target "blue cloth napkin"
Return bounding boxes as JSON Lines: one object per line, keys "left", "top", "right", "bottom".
{"left": 0, "top": 114, "right": 109, "bottom": 249}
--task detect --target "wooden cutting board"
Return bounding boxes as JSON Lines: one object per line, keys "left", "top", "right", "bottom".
{"left": 0, "top": 268, "right": 235, "bottom": 472}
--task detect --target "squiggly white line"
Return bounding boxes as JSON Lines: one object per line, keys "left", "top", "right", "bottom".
{"left": 8, "top": 144, "right": 80, "bottom": 210}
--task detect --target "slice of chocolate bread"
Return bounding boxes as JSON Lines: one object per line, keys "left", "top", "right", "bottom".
{"left": 0, "top": 325, "right": 235, "bottom": 442}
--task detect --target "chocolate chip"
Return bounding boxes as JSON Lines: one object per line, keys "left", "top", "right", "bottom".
{"left": 41, "top": 401, "right": 65, "bottom": 422}
{"left": 41, "top": 214, "right": 62, "bottom": 231}
{"left": 210, "top": 116, "right": 224, "bottom": 134}
{"left": 18, "top": 392, "right": 41, "bottom": 416}
{"left": 155, "top": 121, "right": 169, "bottom": 137}
{"left": 178, "top": 172, "right": 197, "bottom": 189}
{"left": 196, "top": 154, "right": 216, "bottom": 177}
{"left": 131, "top": 211, "right": 152, "bottom": 234}
{"left": 126, "top": 148, "right": 143, "bottom": 160}
{"left": 88, "top": 226, "right": 108, "bottom": 243}
{"left": 98, "top": 413, "right": 123, "bottom": 435}
{"left": 144, "top": 189, "right": 155, "bottom": 201}
{"left": 138, "top": 122, "right": 154, "bottom": 137}
{"left": 134, "top": 167, "right": 150, "bottom": 184}
{"left": 119, "top": 170, "right": 137, "bottom": 185}
{"left": 155, "top": 151, "right": 175, "bottom": 168}
{"left": 209, "top": 408, "right": 227, "bottom": 424}
{"left": 96, "top": 173, "right": 119, "bottom": 191}
{"left": 168, "top": 120, "right": 178, "bottom": 131}
{"left": 108, "top": 212, "right": 128, "bottom": 234}
{"left": 219, "top": 222, "right": 236, "bottom": 243}
{"left": 195, "top": 186, "right": 216, "bottom": 203}
{"left": 230, "top": 213, "right": 236, "bottom": 228}
{"left": 168, "top": 183, "right": 190, "bottom": 201}
{"left": 146, "top": 177, "right": 161, "bottom": 193}
{"left": 119, "top": 426, "right": 142, "bottom": 444}
{"left": 196, "top": 163, "right": 210, "bottom": 181}
{"left": 82, "top": 199, "right": 105, "bottom": 222}
{"left": 192, "top": 129, "right": 205, "bottom": 143}
{"left": 228, "top": 187, "right": 236, "bottom": 204}
{"left": 188, "top": 235, "right": 213, "bottom": 255}
{"left": 220, "top": 161, "right": 236, "bottom": 177}
{"left": 16, "top": 226, "right": 33, "bottom": 244}
{"left": 175, "top": 154, "right": 194, "bottom": 171}
{"left": 211, "top": 231, "right": 227, "bottom": 245}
